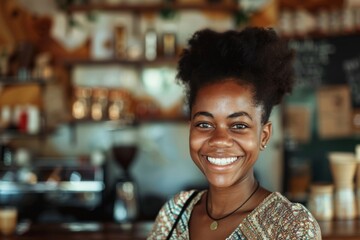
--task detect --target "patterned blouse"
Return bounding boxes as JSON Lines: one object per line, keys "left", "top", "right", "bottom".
{"left": 147, "top": 190, "right": 321, "bottom": 239}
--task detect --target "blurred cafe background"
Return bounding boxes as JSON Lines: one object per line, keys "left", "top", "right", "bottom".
{"left": 0, "top": 0, "right": 360, "bottom": 239}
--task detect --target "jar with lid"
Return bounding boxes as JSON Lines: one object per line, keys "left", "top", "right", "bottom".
{"left": 108, "top": 89, "right": 124, "bottom": 121}
{"left": 108, "top": 89, "right": 134, "bottom": 124}
{"left": 91, "top": 88, "right": 108, "bottom": 121}
{"left": 72, "top": 87, "right": 92, "bottom": 120}
{"left": 308, "top": 183, "right": 334, "bottom": 221}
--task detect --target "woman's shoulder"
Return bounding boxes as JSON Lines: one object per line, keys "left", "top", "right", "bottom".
{"left": 172, "top": 190, "right": 200, "bottom": 207}
{"left": 147, "top": 190, "right": 203, "bottom": 240}
{"left": 243, "top": 192, "right": 322, "bottom": 239}
{"left": 161, "top": 189, "right": 201, "bottom": 215}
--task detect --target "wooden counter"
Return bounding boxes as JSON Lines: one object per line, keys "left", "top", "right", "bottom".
{"left": 320, "top": 220, "right": 360, "bottom": 240}
{"left": 6, "top": 222, "right": 153, "bottom": 240}
{"left": 3, "top": 220, "right": 360, "bottom": 239}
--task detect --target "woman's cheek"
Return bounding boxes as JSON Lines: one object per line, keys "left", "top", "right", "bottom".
{"left": 237, "top": 133, "right": 258, "bottom": 149}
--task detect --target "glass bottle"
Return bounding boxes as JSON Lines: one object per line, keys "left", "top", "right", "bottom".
{"left": 144, "top": 28, "right": 157, "bottom": 61}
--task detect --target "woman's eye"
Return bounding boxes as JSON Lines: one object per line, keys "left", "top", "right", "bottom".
{"left": 231, "top": 123, "right": 248, "bottom": 129}
{"left": 195, "top": 122, "right": 213, "bottom": 128}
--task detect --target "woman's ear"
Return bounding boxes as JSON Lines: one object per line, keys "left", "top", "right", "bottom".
{"left": 260, "top": 121, "right": 272, "bottom": 150}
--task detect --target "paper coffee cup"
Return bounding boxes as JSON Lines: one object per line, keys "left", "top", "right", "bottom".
{"left": 0, "top": 207, "right": 17, "bottom": 236}
{"left": 329, "top": 152, "right": 357, "bottom": 188}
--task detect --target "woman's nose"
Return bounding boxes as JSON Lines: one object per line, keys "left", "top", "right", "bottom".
{"left": 208, "top": 128, "right": 233, "bottom": 147}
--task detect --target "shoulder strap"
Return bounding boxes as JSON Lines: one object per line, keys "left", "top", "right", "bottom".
{"left": 166, "top": 190, "right": 199, "bottom": 240}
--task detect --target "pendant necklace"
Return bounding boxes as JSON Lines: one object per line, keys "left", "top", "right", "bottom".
{"left": 206, "top": 181, "right": 260, "bottom": 231}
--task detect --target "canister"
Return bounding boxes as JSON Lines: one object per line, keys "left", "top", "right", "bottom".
{"left": 308, "top": 183, "right": 334, "bottom": 221}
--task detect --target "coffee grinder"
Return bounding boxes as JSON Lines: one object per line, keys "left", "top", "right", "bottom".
{"left": 110, "top": 127, "right": 138, "bottom": 223}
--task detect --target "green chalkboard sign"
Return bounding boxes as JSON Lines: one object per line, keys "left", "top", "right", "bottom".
{"left": 288, "top": 33, "right": 360, "bottom": 107}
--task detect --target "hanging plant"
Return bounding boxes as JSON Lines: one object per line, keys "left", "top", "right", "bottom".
{"left": 233, "top": 10, "right": 250, "bottom": 27}
{"left": 160, "top": 0, "right": 177, "bottom": 20}
{"left": 55, "top": 0, "right": 96, "bottom": 27}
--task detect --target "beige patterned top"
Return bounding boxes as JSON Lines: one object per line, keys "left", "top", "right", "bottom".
{"left": 148, "top": 190, "right": 321, "bottom": 239}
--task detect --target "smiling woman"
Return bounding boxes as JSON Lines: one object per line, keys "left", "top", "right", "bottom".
{"left": 147, "top": 27, "right": 321, "bottom": 239}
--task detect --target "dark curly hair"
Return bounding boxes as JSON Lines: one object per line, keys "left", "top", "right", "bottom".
{"left": 177, "top": 27, "right": 295, "bottom": 123}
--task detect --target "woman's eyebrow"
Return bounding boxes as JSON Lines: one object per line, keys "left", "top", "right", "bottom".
{"left": 192, "top": 111, "right": 252, "bottom": 120}
{"left": 192, "top": 111, "right": 213, "bottom": 120}
{"left": 227, "top": 111, "right": 253, "bottom": 121}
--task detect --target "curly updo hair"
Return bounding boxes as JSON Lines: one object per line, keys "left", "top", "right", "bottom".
{"left": 177, "top": 27, "right": 295, "bottom": 123}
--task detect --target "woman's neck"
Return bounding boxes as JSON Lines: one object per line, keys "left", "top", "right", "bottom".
{"left": 206, "top": 175, "right": 258, "bottom": 217}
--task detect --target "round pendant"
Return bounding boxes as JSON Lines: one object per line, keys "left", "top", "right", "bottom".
{"left": 210, "top": 221, "right": 218, "bottom": 230}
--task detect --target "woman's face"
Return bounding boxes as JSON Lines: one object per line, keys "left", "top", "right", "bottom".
{"left": 189, "top": 79, "right": 271, "bottom": 188}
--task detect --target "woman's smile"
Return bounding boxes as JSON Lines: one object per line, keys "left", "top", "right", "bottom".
{"left": 206, "top": 156, "right": 239, "bottom": 166}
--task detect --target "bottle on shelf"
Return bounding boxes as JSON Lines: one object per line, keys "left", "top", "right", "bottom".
{"left": 161, "top": 32, "right": 176, "bottom": 58}
{"left": 26, "top": 105, "right": 41, "bottom": 134}
{"left": 114, "top": 25, "right": 128, "bottom": 59}
{"left": 126, "top": 16, "right": 143, "bottom": 61}
{"left": 144, "top": 19, "right": 158, "bottom": 61}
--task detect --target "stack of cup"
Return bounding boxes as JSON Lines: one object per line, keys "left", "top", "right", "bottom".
{"left": 356, "top": 145, "right": 360, "bottom": 218}
{"left": 329, "top": 152, "right": 357, "bottom": 220}
{"left": 308, "top": 183, "right": 334, "bottom": 221}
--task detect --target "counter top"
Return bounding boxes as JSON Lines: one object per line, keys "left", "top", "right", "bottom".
{"left": 4, "top": 220, "right": 360, "bottom": 239}
{"left": 7, "top": 221, "right": 153, "bottom": 240}
{"left": 320, "top": 220, "right": 360, "bottom": 240}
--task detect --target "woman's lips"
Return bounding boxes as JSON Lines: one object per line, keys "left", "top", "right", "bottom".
{"left": 206, "top": 156, "right": 239, "bottom": 166}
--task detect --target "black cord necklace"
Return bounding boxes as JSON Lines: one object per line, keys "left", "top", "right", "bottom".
{"left": 206, "top": 181, "right": 260, "bottom": 231}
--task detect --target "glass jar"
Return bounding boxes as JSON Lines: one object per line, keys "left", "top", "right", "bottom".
{"left": 72, "top": 87, "right": 92, "bottom": 120}
{"left": 91, "top": 88, "right": 108, "bottom": 121}
{"left": 108, "top": 89, "right": 134, "bottom": 124}
{"left": 308, "top": 183, "right": 334, "bottom": 221}
{"left": 108, "top": 89, "right": 125, "bottom": 121}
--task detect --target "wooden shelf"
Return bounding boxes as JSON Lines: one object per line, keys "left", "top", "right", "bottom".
{"left": 68, "top": 2, "right": 240, "bottom": 13}
{"left": 279, "top": 0, "right": 343, "bottom": 12}
{"left": 68, "top": 116, "right": 187, "bottom": 126}
{"left": 61, "top": 57, "right": 178, "bottom": 67}
{"left": 0, "top": 77, "right": 51, "bottom": 86}
{"left": 0, "top": 130, "right": 49, "bottom": 139}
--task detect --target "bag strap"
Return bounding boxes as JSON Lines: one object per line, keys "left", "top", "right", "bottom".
{"left": 166, "top": 190, "right": 199, "bottom": 240}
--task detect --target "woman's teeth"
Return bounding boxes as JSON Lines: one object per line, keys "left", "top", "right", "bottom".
{"left": 207, "top": 156, "right": 238, "bottom": 166}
